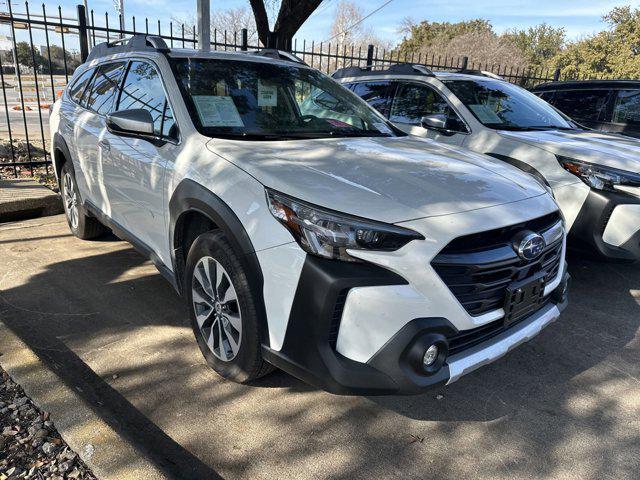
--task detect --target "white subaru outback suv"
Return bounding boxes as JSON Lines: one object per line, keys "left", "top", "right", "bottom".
{"left": 49, "top": 36, "right": 569, "bottom": 395}
{"left": 336, "top": 65, "right": 640, "bottom": 262}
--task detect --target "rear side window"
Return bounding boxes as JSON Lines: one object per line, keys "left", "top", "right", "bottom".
{"left": 549, "top": 89, "right": 610, "bottom": 122}
{"left": 390, "top": 82, "right": 450, "bottom": 124}
{"left": 537, "top": 91, "right": 555, "bottom": 102}
{"left": 612, "top": 90, "right": 640, "bottom": 126}
{"left": 117, "top": 61, "right": 176, "bottom": 138}
{"left": 351, "top": 81, "right": 392, "bottom": 115}
{"left": 68, "top": 68, "right": 94, "bottom": 105}
{"left": 84, "top": 62, "right": 127, "bottom": 115}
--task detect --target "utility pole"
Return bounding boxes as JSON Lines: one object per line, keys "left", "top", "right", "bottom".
{"left": 113, "top": 0, "right": 124, "bottom": 31}
{"left": 196, "top": 0, "right": 210, "bottom": 51}
{"left": 83, "top": 0, "right": 92, "bottom": 47}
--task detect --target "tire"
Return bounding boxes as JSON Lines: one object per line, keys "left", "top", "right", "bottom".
{"left": 185, "top": 230, "right": 273, "bottom": 383}
{"left": 60, "top": 162, "right": 106, "bottom": 240}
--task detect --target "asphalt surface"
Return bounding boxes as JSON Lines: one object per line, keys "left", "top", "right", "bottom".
{"left": 1, "top": 87, "right": 52, "bottom": 142}
{"left": 0, "top": 214, "right": 639, "bottom": 479}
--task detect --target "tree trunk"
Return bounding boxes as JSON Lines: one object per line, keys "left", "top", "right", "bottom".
{"left": 249, "top": 0, "right": 322, "bottom": 50}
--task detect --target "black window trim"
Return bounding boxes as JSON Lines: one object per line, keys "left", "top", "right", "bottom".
{"left": 389, "top": 79, "right": 471, "bottom": 135}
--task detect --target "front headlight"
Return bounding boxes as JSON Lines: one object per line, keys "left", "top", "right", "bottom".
{"left": 557, "top": 156, "right": 640, "bottom": 191}
{"left": 266, "top": 188, "right": 423, "bottom": 262}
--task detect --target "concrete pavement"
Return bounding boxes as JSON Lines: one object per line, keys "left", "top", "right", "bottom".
{"left": 0, "top": 214, "right": 639, "bottom": 479}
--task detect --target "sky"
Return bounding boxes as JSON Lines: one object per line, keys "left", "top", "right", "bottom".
{"left": 3, "top": 0, "right": 640, "bottom": 49}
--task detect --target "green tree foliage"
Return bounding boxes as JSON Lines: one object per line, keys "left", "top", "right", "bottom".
{"left": 552, "top": 6, "right": 640, "bottom": 78}
{"left": 397, "top": 19, "right": 492, "bottom": 56}
{"left": 13, "top": 42, "right": 80, "bottom": 73}
{"left": 15, "top": 42, "right": 48, "bottom": 71}
{"left": 503, "top": 24, "right": 566, "bottom": 68}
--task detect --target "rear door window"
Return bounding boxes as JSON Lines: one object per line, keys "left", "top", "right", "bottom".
{"left": 537, "top": 91, "right": 555, "bottom": 102}
{"left": 68, "top": 68, "right": 95, "bottom": 105}
{"left": 350, "top": 81, "right": 392, "bottom": 116}
{"left": 612, "top": 89, "right": 640, "bottom": 126}
{"left": 549, "top": 89, "right": 611, "bottom": 122}
{"left": 83, "top": 62, "right": 127, "bottom": 115}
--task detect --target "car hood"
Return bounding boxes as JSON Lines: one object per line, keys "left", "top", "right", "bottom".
{"left": 206, "top": 136, "right": 547, "bottom": 223}
{"left": 498, "top": 129, "right": 640, "bottom": 174}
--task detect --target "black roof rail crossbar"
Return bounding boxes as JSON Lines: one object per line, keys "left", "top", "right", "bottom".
{"left": 86, "top": 35, "right": 170, "bottom": 62}
{"left": 245, "top": 49, "right": 308, "bottom": 66}
{"left": 331, "top": 63, "right": 434, "bottom": 79}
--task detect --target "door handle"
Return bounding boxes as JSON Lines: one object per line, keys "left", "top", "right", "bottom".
{"left": 99, "top": 140, "right": 111, "bottom": 152}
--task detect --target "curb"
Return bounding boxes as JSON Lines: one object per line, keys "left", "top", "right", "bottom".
{"left": 0, "top": 323, "right": 169, "bottom": 480}
{"left": 0, "top": 179, "right": 64, "bottom": 223}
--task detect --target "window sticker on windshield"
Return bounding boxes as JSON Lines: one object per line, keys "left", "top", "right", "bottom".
{"left": 192, "top": 95, "right": 244, "bottom": 127}
{"left": 468, "top": 104, "right": 502, "bottom": 124}
{"left": 258, "top": 80, "right": 277, "bottom": 107}
{"left": 374, "top": 122, "right": 392, "bottom": 134}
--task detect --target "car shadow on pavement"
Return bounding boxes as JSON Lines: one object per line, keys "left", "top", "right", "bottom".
{"left": 0, "top": 241, "right": 224, "bottom": 480}
{"left": 1, "top": 228, "right": 639, "bottom": 479}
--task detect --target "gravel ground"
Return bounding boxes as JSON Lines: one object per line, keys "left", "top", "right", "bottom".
{"left": 0, "top": 367, "right": 96, "bottom": 480}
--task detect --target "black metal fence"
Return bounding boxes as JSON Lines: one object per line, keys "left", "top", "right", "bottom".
{"left": 0, "top": 3, "right": 569, "bottom": 178}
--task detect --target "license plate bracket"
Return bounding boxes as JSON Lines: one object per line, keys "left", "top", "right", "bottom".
{"left": 504, "top": 272, "right": 546, "bottom": 326}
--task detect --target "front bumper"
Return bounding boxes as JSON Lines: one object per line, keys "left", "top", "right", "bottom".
{"left": 570, "top": 187, "right": 640, "bottom": 261}
{"left": 262, "top": 255, "right": 570, "bottom": 396}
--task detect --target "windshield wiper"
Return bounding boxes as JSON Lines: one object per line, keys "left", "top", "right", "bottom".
{"left": 494, "top": 125, "right": 574, "bottom": 132}
{"left": 328, "top": 129, "right": 391, "bottom": 138}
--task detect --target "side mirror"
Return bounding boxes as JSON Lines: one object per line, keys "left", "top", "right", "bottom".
{"left": 420, "top": 113, "right": 467, "bottom": 136}
{"left": 420, "top": 113, "right": 448, "bottom": 130}
{"left": 106, "top": 109, "right": 155, "bottom": 137}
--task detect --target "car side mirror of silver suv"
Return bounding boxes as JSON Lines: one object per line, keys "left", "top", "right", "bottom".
{"left": 107, "top": 109, "right": 155, "bottom": 137}
{"left": 421, "top": 113, "right": 468, "bottom": 136}
{"left": 421, "top": 113, "right": 447, "bottom": 131}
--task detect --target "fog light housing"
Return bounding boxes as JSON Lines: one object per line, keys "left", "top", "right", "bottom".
{"left": 423, "top": 344, "right": 439, "bottom": 367}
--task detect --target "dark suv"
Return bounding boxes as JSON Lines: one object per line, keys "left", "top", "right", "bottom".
{"left": 532, "top": 80, "right": 640, "bottom": 138}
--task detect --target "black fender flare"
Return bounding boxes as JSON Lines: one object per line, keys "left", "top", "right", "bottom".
{"left": 52, "top": 132, "right": 73, "bottom": 182}
{"left": 483, "top": 152, "right": 552, "bottom": 188}
{"left": 169, "top": 179, "right": 269, "bottom": 345}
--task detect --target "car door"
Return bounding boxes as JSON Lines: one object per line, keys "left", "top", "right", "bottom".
{"left": 388, "top": 81, "right": 469, "bottom": 146}
{"left": 102, "top": 59, "right": 179, "bottom": 267}
{"left": 75, "top": 61, "right": 127, "bottom": 214}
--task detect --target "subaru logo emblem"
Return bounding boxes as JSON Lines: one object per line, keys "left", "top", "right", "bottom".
{"left": 514, "top": 232, "right": 546, "bottom": 261}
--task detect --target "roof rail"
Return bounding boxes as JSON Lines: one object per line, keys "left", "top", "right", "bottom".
{"left": 331, "top": 63, "right": 435, "bottom": 79}
{"left": 244, "top": 49, "right": 308, "bottom": 66}
{"left": 454, "top": 69, "right": 504, "bottom": 80}
{"left": 86, "top": 35, "right": 170, "bottom": 62}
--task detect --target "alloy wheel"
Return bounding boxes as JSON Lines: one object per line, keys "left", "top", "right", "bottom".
{"left": 191, "top": 256, "right": 242, "bottom": 361}
{"left": 62, "top": 172, "right": 79, "bottom": 229}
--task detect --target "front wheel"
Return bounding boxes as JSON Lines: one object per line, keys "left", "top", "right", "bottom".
{"left": 185, "top": 231, "right": 273, "bottom": 383}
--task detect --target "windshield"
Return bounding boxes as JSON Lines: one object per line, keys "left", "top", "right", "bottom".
{"left": 170, "top": 57, "right": 397, "bottom": 140}
{"left": 443, "top": 79, "right": 576, "bottom": 131}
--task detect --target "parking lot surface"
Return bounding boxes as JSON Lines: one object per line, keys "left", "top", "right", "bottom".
{"left": 1, "top": 214, "right": 639, "bottom": 479}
